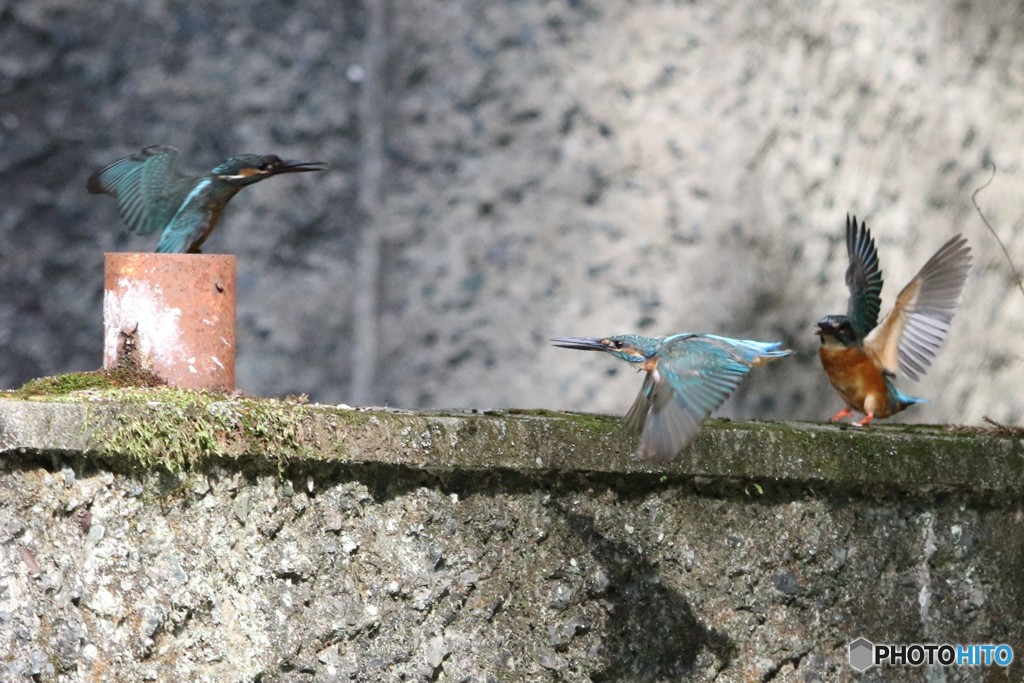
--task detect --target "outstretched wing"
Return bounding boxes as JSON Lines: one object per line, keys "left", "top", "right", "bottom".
{"left": 864, "top": 234, "right": 971, "bottom": 380}
{"left": 624, "top": 337, "right": 754, "bottom": 462}
{"left": 844, "top": 215, "right": 884, "bottom": 339}
{"left": 87, "top": 145, "right": 193, "bottom": 236}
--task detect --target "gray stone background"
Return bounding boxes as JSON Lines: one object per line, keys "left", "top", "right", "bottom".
{"left": 2, "top": 0, "right": 1022, "bottom": 425}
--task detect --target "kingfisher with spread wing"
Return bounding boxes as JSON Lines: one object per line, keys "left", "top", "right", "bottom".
{"left": 816, "top": 215, "right": 972, "bottom": 426}
{"left": 88, "top": 145, "right": 325, "bottom": 253}
{"left": 552, "top": 333, "right": 792, "bottom": 462}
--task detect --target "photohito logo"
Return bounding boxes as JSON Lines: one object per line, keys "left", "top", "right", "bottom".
{"left": 849, "top": 637, "right": 1014, "bottom": 672}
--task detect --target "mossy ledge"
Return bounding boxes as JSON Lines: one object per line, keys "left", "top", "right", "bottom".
{"left": 1, "top": 388, "right": 1022, "bottom": 498}
{"left": 6, "top": 368, "right": 165, "bottom": 399}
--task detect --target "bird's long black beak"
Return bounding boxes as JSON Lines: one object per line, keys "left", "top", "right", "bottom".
{"left": 550, "top": 337, "right": 607, "bottom": 351}
{"left": 275, "top": 160, "right": 328, "bottom": 174}
{"left": 815, "top": 320, "right": 835, "bottom": 335}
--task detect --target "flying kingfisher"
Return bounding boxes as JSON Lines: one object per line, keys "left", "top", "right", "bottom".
{"left": 87, "top": 145, "right": 326, "bottom": 253}
{"left": 552, "top": 333, "right": 792, "bottom": 462}
{"left": 816, "top": 215, "right": 972, "bottom": 426}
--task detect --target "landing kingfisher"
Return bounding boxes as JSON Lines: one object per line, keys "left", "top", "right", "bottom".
{"left": 552, "top": 333, "right": 792, "bottom": 462}
{"left": 816, "top": 215, "right": 972, "bottom": 426}
{"left": 87, "top": 145, "right": 326, "bottom": 253}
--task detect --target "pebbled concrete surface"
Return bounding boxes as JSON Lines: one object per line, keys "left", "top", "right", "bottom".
{"left": 0, "top": 395, "right": 1022, "bottom": 681}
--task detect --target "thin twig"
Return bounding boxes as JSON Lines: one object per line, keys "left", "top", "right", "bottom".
{"left": 971, "top": 162, "right": 1024, "bottom": 298}
{"left": 947, "top": 416, "right": 1024, "bottom": 436}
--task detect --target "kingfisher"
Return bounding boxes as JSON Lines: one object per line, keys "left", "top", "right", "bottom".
{"left": 87, "top": 145, "right": 326, "bottom": 253}
{"left": 552, "top": 333, "right": 792, "bottom": 462}
{"left": 816, "top": 215, "right": 972, "bottom": 426}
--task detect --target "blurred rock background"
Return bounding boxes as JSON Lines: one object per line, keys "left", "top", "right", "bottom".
{"left": 1, "top": 0, "right": 1021, "bottom": 425}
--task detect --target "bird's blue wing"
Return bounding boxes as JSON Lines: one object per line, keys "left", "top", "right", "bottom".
{"left": 87, "top": 145, "right": 192, "bottom": 236}
{"left": 844, "top": 215, "right": 884, "bottom": 339}
{"left": 624, "top": 338, "right": 752, "bottom": 462}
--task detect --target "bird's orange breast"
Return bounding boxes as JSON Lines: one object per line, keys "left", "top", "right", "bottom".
{"left": 818, "top": 345, "right": 894, "bottom": 417}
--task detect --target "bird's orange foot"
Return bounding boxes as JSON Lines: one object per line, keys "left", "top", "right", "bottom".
{"left": 829, "top": 407, "right": 853, "bottom": 423}
{"left": 852, "top": 412, "right": 875, "bottom": 427}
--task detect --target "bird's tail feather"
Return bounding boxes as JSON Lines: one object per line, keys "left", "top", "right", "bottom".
{"left": 887, "top": 381, "right": 928, "bottom": 411}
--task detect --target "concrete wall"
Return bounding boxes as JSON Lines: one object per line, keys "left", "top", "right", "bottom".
{"left": 2, "top": 0, "right": 1024, "bottom": 426}
{"left": 1, "top": 395, "right": 1022, "bottom": 681}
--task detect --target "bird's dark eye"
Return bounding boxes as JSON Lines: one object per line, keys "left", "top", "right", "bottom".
{"left": 257, "top": 162, "right": 270, "bottom": 171}
{"left": 611, "top": 340, "right": 624, "bottom": 349}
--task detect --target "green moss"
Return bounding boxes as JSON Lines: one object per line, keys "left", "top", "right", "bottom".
{"left": 91, "top": 388, "right": 225, "bottom": 471}
{"left": 500, "top": 408, "right": 623, "bottom": 443}
{"left": 502, "top": 408, "right": 565, "bottom": 418}
{"left": 5, "top": 366, "right": 165, "bottom": 400}
{"left": 88, "top": 388, "right": 312, "bottom": 473}
{"left": 238, "top": 398, "right": 306, "bottom": 460}
{"left": 16, "top": 372, "right": 109, "bottom": 396}
{"left": 556, "top": 410, "right": 622, "bottom": 433}
{"left": 688, "top": 417, "right": 1024, "bottom": 498}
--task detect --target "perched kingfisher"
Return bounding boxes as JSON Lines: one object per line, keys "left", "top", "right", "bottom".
{"left": 552, "top": 333, "right": 792, "bottom": 462}
{"left": 816, "top": 215, "right": 972, "bottom": 426}
{"left": 87, "top": 145, "right": 326, "bottom": 253}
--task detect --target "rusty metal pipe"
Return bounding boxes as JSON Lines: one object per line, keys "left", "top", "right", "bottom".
{"left": 103, "top": 253, "right": 236, "bottom": 391}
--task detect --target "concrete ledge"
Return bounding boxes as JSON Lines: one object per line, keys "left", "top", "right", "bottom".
{"left": 1, "top": 395, "right": 1022, "bottom": 496}
{"left": 1, "top": 392, "right": 1022, "bottom": 681}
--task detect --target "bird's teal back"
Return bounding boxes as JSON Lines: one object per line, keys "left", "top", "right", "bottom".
{"left": 154, "top": 178, "right": 238, "bottom": 254}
